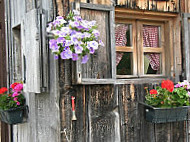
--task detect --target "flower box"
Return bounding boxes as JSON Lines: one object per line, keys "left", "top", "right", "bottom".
{"left": 140, "top": 102, "right": 189, "bottom": 123}
{"left": 0, "top": 105, "right": 28, "bottom": 125}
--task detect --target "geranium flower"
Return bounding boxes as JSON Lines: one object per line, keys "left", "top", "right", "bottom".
{"left": 161, "top": 79, "right": 174, "bottom": 92}
{"left": 0, "top": 87, "right": 8, "bottom": 94}
{"left": 149, "top": 89, "right": 157, "bottom": 95}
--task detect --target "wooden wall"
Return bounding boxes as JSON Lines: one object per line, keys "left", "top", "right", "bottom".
{"left": 2, "top": 0, "right": 189, "bottom": 142}
{"left": 58, "top": 1, "right": 186, "bottom": 142}
{"left": 4, "top": 0, "right": 61, "bottom": 142}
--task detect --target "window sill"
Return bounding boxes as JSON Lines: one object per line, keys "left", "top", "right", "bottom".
{"left": 73, "top": 77, "right": 167, "bottom": 85}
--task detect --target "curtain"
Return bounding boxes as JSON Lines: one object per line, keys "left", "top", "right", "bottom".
{"left": 143, "top": 26, "right": 160, "bottom": 71}
{"left": 115, "top": 24, "right": 128, "bottom": 66}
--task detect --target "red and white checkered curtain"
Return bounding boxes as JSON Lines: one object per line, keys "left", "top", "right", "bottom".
{"left": 143, "top": 26, "right": 160, "bottom": 71}
{"left": 115, "top": 24, "right": 128, "bottom": 66}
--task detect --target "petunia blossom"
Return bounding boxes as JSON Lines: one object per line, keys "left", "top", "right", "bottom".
{"left": 16, "top": 102, "right": 20, "bottom": 106}
{"left": 12, "top": 92, "right": 19, "bottom": 97}
{"left": 72, "top": 53, "right": 79, "bottom": 61}
{"left": 13, "top": 97, "right": 18, "bottom": 101}
{"left": 14, "top": 83, "right": 23, "bottom": 92}
{"left": 81, "top": 55, "right": 89, "bottom": 64}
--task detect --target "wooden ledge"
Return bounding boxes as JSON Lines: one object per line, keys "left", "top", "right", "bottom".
{"left": 115, "top": 8, "right": 178, "bottom": 21}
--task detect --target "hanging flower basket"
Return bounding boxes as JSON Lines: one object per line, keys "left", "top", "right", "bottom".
{"left": 46, "top": 10, "right": 104, "bottom": 64}
{"left": 0, "top": 82, "right": 28, "bottom": 125}
{"left": 140, "top": 102, "right": 189, "bottom": 123}
{"left": 0, "top": 105, "right": 28, "bottom": 125}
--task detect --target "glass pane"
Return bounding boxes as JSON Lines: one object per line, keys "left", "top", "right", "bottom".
{"left": 117, "top": 52, "right": 133, "bottom": 75}
{"left": 115, "top": 24, "right": 132, "bottom": 47}
{"left": 144, "top": 53, "right": 162, "bottom": 74}
{"left": 143, "top": 25, "right": 161, "bottom": 47}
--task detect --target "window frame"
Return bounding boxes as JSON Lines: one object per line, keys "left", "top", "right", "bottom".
{"left": 115, "top": 8, "right": 178, "bottom": 80}
{"left": 138, "top": 21, "right": 166, "bottom": 77}
{"left": 115, "top": 19, "right": 138, "bottom": 78}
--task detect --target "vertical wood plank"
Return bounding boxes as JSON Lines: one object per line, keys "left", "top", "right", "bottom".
{"left": 23, "top": 9, "right": 41, "bottom": 93}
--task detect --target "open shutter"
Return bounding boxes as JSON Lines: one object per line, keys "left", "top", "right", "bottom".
{"left": 22, "top": 9, "right": 41, "bottom": 93}
{"left": 183, "top": 13, "right": 190, "bottom": 82}
{"left": 72, "top": 3, "right": 116, "bottom": 84}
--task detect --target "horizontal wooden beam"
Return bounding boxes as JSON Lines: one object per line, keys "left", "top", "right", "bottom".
{"left": 76, "top": 77, "right": 167, "bottom": 85}
{"left": 115, "top": 8, "right": 178, "bottom": 18}
{"left": 80, "top": 2, "right": 114, "bottom": 11}
{"left": 116, "top": 46, "right": 133, "bottom": 52}
{"left": 143, "top": 47, "right": 163, "bottom": 53}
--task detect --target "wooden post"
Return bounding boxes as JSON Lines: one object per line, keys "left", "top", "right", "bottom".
{"left": 0, "top": 0, "right": 9, "bottom": 141}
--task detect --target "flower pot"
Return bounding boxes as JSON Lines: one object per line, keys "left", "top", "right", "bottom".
{"left": 0, "top": 105, "right": 28, "bottom": 125}
{"left": 140, "top": 102, "right": 189, "bottom": 123}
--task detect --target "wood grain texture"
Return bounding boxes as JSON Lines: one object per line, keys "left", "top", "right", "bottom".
{"left": 0, "top": 0, "right": 9, "bottom": 141}
{"left": 23, "top": 9, "right": 41, "bottom": 93}
{"left": 80, "top": 9, "right": 112, "bottom": 79}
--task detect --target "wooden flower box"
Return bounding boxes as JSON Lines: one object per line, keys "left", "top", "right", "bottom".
{"left": 140, "top": 103, "right": 189, "bottom": 123}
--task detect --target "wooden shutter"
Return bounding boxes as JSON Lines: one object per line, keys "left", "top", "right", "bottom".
{"left": 72, "top": 3, "right": 116, "bottom": 84}
{"left": 22, "top": 9, "right": 48, "bottom": 93}
{"left": 183, "top": 13, "right": 190, "bottom": 81}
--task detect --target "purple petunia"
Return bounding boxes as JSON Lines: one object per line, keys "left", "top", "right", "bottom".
{"left": 74, "top": 45, "right": 83, "bottom": 54}
{"left": 49, "top": 39, "right": 59, "bottom": 52}
{"left": 87, "top": 41, "right": 99, "bottom": 50}
{"left": 81, "top": 55, "right": 89, "bottom": 64}
{"left": 89, "top": 47, "right": 95, "bottom": 54}
{"left": 72, "top": 53, "right": 79, "bottom": 61}
{"left": 54, "top": 55, "right": 59, "bottom": 60}
{"left": 92, "top": 30, "right": 100, "bottom": 37}
{"left": 60, "top": 48, "right": 72, "bottom": 59}
{"left": 57, "top": 37, "right": 65, "bottom": 44}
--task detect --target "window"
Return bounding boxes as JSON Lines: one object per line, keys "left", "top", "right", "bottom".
{"left": 115, "top": 19, "right": 165, "bottom": 78}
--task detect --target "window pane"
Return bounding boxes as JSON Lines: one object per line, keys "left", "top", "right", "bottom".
{"left": 115, "top": 24, "right": 132, "bottom": 47}
{"left": 143, "top": 25, "right": 161, "bottom": 47}
{"left": 117, "top": 52, "right": 133, "bottom": 75}
{"left": 144, "top": 53, "right": 162, "bottom": 74}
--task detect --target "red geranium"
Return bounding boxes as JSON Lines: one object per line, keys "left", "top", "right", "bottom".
{"left": 161, "top": 79, "right": 174, "bottom": 92}
{"left": 0, "top": 87, "right": 8, "bottom": 94}
{"left": 149, "top": 89, "right": 157, "bottom": 95}
{"left": 10, "top": 82, "right": 19, "bottom": 89}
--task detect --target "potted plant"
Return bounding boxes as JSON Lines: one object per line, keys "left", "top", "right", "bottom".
{"left": 142, "top": 80, "right": 190, "bottom": 123}
{"left": 46, "top": 10, "right": 104, "bottom": 64}
{"left": 0, "top": 82, "right": 28, "bottom": 125}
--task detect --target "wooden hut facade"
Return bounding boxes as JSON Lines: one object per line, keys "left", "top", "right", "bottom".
{"left": 1, "top": 0, "right": 190, "bottom": 142}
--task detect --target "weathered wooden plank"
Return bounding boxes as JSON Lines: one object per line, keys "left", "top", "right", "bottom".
{"left": 80, "top": 2, "right": 113, "bottom": 11}
{"left": 87, "top": 85, "right": 120, "bottom": 142}
{"left": 80, "top": 8, "right": 112, "bottom": 79}
{"left": 0, "top": 0, "right": 9, "bottom": 141}
{"left": 72, "top": 3, "right": 115, "bottom": 84}
{"left": 23, "top": 9, "right": 41, "bottom": 93}
{"left": 183, "top": 15, "right": 190, "bottom": 82}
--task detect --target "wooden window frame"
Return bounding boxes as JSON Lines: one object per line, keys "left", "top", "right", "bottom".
{"left": 138, "top": 21, "right": 166, "bottom": 77}
{"left": 115, "top": 19, "right": 138, "bottom": 78}
{"left": 115, "top": 8, "right": 178, "bottom": 80}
